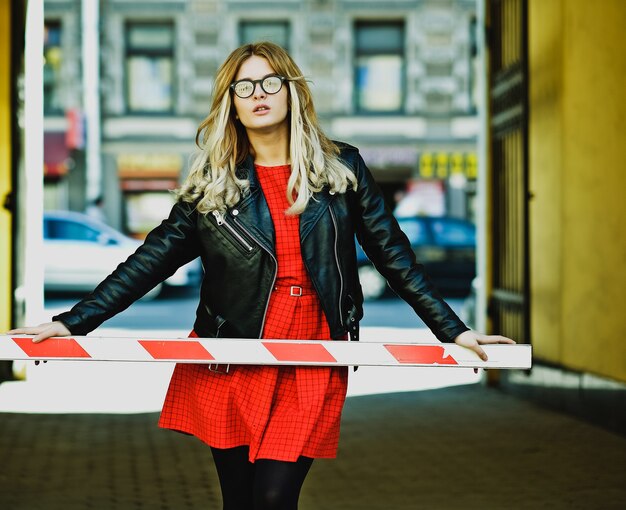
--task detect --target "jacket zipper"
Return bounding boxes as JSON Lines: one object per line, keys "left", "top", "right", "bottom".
{"left": 329, "top": 207, "right": 344, "bottom": 327}
{"left": 231, "top": 216, "right": 277, "bottom": 337}
{"left": 215, "top": 317, "right": 225, "bottom": 338}
{"left": 212, "top": 211, "right": 254, "bottom": 252}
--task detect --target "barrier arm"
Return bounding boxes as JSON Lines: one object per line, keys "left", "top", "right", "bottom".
{"left": 0, "top": 336, "right": 531, "bottom": 369}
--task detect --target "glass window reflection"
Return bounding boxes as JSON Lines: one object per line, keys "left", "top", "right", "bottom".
{"left": 354, "top": 21, "right": 404, "bottom": 113}
{"left": 125, "top": 23, "right": 174, "bottom": 113}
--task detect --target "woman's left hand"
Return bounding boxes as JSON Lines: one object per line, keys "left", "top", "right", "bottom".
{"left": 453, "top": 329, "right": 516, "bottom": 362}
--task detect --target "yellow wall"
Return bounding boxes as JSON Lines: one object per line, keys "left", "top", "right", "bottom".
{"left": 529, "top": 0, "right": 626, "bottom": 382}
{"left": 0, "top": 0, "right": 12, "bottom": 332}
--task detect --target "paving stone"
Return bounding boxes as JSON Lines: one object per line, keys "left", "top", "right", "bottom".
{"left": 1, "top": 385, "right": 624, "bottom": 509}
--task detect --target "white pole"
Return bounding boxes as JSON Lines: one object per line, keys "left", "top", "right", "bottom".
{"left": 82, "top": 0, "right": 101, "bottom": 202}
{"left": 475, "top": 0, "right": 489, "bottom": 335}
{"left": 21, "top": 0, "right": 45, "bottom": 326}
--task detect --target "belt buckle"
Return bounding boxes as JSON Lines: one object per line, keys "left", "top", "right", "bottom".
{"left": 290, "top": 285, "right": 303, "bottom": 297}
{"left": 207, "top": 363, "right": 230, "bottom": 374}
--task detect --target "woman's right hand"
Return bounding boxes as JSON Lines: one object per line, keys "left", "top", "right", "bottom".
{"left": 7, "top": 321, "right": 71, "bottom": 343}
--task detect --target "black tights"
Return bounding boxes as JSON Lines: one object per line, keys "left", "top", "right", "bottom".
{"left": 211, "top": 446, "right": 314, "bottom": 510}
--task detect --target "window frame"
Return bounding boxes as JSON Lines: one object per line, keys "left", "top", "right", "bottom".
{"left": 124, "top": 20, "right": 176, "bottom": 115}
{"left": 353, "top": 20, "right": 406, "bottom": 115}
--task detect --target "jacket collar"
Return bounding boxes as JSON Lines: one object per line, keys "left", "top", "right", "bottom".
{"left": 300, "top": 189, "right": 334, "bottom": 241}
{"left": 233, "top": 155, "right": 335, "bottom": 250}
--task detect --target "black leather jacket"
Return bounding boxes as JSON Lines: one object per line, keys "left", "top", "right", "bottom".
{"left": 54, "top": 143, "right": 468, "bottom": 343}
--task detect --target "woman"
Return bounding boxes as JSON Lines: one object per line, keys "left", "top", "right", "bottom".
{"left": 9, "top": 42, "right": 514, "bottom": 509}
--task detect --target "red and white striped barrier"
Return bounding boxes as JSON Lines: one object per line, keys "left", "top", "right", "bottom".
{"left": 0, "top": 336, "right": 531, "bottom": 369}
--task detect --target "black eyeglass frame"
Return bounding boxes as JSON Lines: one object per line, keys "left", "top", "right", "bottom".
{"left": 230, "top": 74, "right": 288, "bottom": 99}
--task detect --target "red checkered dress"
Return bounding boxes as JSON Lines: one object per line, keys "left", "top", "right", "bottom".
{"left": 158, "top": 164, "right": 348, "bottom": 462}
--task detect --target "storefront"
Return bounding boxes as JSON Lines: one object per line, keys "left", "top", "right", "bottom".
{"left": 115, "top": 152, "right": 183, "bottom": 238}
{"left": 358, "top": 145, "right": 478, "bottom": 220}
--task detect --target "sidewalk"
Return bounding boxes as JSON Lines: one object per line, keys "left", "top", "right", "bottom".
{"left": 1, "top": 327, "right": 624, "bottom": 509}
{"left": 1, "top": 384, "right": 624, "bottom": 509}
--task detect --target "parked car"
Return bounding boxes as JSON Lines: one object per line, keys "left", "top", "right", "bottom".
{"left": 356, "top": 216, "right": 476, "bottom": 300}
{"left": 43, "top": 211, "right": 202, "bottom": 299}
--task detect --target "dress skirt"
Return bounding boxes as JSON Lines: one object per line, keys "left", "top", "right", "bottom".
{"left": 158, "top": 164, "right": 349, "bottom": 462}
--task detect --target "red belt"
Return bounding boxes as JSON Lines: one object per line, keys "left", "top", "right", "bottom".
{"left": 272, "top": 284, "right": 315, "bottom": 296}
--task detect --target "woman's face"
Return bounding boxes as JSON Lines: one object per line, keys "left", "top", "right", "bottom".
{"left": 232, "top": 55, "right": 289, "bottom": 134}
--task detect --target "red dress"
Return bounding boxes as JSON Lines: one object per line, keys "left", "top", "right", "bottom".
{"left": 158, "top": 164, "right": 349, "bottom": 462}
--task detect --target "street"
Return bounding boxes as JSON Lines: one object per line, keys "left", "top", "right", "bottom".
{"left": 44, "top": 286, "right": 466, "bottom": 331}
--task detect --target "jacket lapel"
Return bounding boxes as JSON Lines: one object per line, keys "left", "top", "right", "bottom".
{"left": 232, "top": 156, "right": 276, "bottom": 253}
{"left": 232, "top": 155, "right": 334, "bottom": 249}
{"left": 300, "top": 189, "right": 334, "bottom": 241}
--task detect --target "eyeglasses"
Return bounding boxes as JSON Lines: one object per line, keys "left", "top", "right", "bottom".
{"left": 230, "top": 74, "right": 287, "bottom": 99}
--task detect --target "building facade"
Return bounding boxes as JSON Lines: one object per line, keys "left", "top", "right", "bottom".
{"left": 44, "top": 0, "right": 478, "bottom": 235}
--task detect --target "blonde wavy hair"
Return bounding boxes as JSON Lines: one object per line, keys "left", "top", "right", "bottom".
{"left": 176, "top": 41, "right": 357, "bottom": 215}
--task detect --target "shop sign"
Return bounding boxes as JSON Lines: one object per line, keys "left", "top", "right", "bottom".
{"left": 419, "top": 152, "right": 477, "bottom": 180}
{"left": 117, "top": 153, "right": 182, "bottom": 179}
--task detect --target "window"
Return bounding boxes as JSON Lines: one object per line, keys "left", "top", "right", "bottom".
{"left": 430, "top": 219, "right": 475, "bottom": 247}
{"left": 354, "top": 21, "right": 405, "bottom": 113}
{"left": 44, "top": 20, "right": 63, "bottom": 114}
{"left": 399, "top": 218, "right": 430, "bottom": 245}
{"left": 239, "top": 21, "right": 290, "bottom": 51}
{"left": 45, "top": 219, "right": 101, "bottom": 243}
{"left": 125, "top": 22, "right": 174, "bottom": 113}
